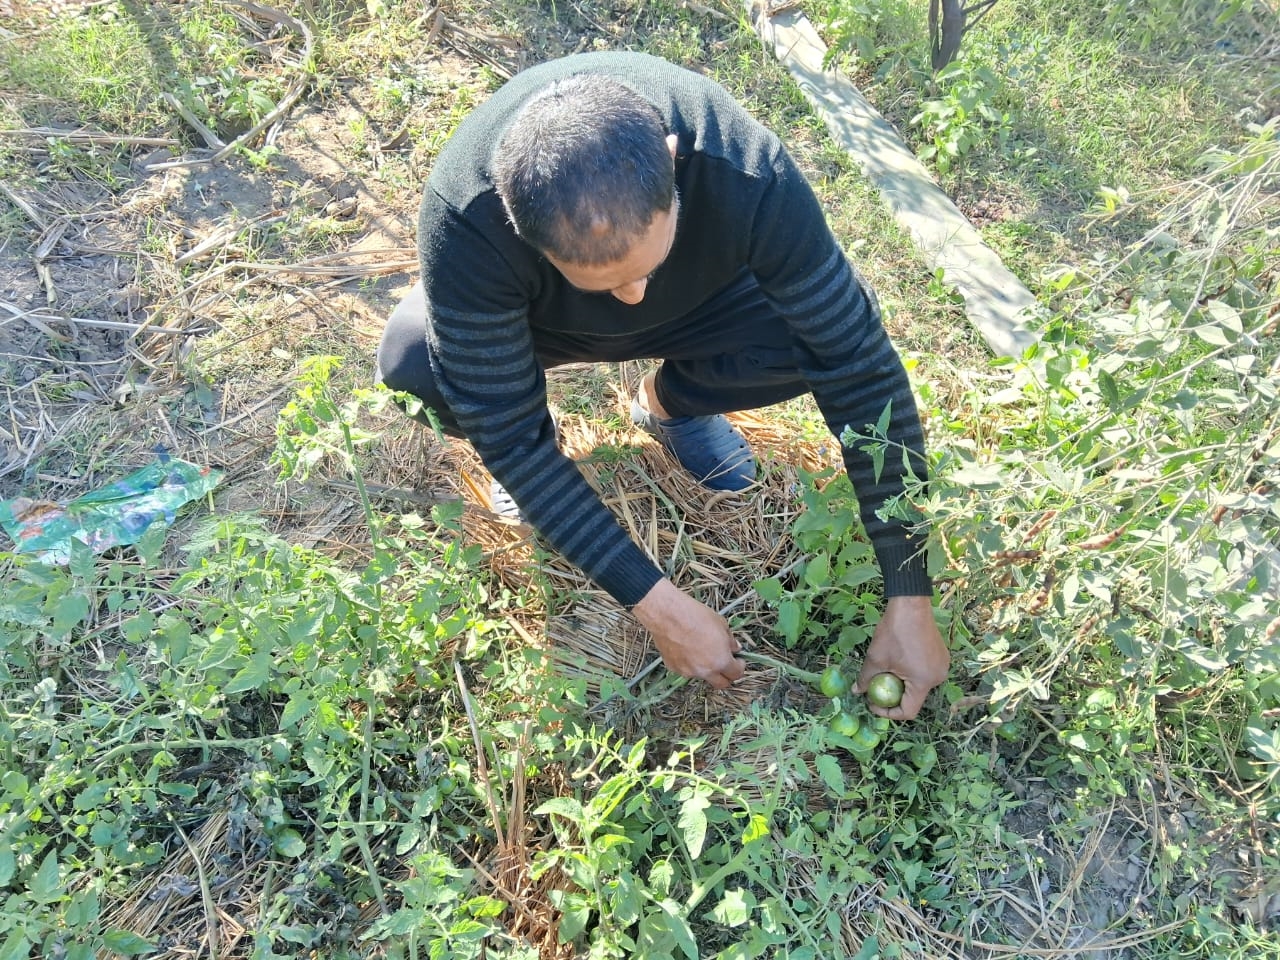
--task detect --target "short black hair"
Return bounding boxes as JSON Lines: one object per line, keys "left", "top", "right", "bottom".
{"left": 492, "top": 73, "right": 674, "bottom": 266}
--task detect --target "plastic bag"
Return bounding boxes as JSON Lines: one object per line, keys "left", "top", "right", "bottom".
{"left": 0, "top": 456, "right": 223, "bottom": 564}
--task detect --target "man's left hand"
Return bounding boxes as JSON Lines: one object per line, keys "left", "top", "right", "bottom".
{"left": 853, "top": 595, "right": 949, "bottom": 721}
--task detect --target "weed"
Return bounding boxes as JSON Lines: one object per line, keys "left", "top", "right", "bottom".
{"left": 820, "top": 0, "right": 921, "bottom": 76}
{"left": 911, "top": 52, "right": 1014, "bottom": 174}
{"left": 0, "top": 8, "right": 164, "bottom": 132}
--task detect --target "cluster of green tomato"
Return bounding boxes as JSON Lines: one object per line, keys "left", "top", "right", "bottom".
{"left": 817, "top": 666, "right": 903, "bottom": 754}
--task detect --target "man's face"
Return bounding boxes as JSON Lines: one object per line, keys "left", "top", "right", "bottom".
{"left": 546, "top": 198, "right": 679, "bottom": 305}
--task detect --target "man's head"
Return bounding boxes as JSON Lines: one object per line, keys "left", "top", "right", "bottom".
{"left": 492, "top": 73, "right": 675, "bottom": 269}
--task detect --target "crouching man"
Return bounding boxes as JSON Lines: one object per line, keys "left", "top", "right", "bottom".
{"left": 377, "top": 52, "right": 948, "bottom": 718}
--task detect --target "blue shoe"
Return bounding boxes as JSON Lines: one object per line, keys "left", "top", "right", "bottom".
{"left": 631, "top": 399, "right": 756, "bottom": 492}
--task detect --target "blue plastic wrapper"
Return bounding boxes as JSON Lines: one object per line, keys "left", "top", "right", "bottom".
{"left": 0, "top": 456, "right": 223, "bottom": 564}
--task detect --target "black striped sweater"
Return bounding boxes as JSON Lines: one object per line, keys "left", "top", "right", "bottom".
{"left": 418, "top": 52, "right": 931, "bottom": 607}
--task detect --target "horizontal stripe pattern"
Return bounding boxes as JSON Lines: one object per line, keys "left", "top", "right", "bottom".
{"left": 417, "top": 53, "right": 932, "bottom": 604}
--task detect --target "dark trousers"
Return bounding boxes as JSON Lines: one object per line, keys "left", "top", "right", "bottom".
{"left": 376, "top": 271, "right": 815, "bottom": 435}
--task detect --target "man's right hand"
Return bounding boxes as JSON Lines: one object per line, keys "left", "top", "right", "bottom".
{"left": 631, "top": 579, "right": 745, "bottom": 689}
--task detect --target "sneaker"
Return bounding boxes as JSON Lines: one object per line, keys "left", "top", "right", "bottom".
{"left": 487, "top": 414, "right": 561, "bottom": 521}
{"left": 630, "top": 398, "right": 756, "bottom": 492}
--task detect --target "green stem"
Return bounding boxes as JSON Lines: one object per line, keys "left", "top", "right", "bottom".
{"left": 740, "top": 651, "right": 821, "bottom": 687}
{"left": 94, "top": 734, "right": 275, "bottom": 767}
{"left": 337, "top": 401, "right": 388, "bottom": 912}
{"left": 356, "top": 691, "right": 387, "bottom": 911}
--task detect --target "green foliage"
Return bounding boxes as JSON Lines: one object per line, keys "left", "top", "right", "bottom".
{"left": 820, "top": 0, "right": 920, "bottom": 75}
{"left": 0, "top": 0, "right": 298, "bottom": 154}
{"left": 911, "top": 52, "right": 1014, "bottom": 174}
{"left": 743, "top": 116, "right": 1278, "bottom": 952}
{"left": 754, "top": 484, "right": 881, "bottom": 652}
{"left": 527, "top": 711, "right": 1024, "bottom": 958}
{"left": 0, "top": 362, "right": 521, "bottom": 956}
{"left": 0, "top": 2, "right": 1276, "bottom": 955}
{"left": 912, "top": 129, "right": 1280, "bottom": 800}
{"left": 0, "top": 6, "right": 163, "bottom": 131}
{"left": 167, "top": 5, "right": 291, "bottom": 138}
{"left": 1094, "top": 0, "right": 1259, "bottom": 52}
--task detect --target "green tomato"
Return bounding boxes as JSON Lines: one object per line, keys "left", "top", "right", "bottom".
{"left": 849, "top": 726, "right": 882, "bottom": 752}
{"left": 437, "top": 775, "right": 458, "bottom": 797}
{"left": 819, "top": 665, "right": 851, "bottom": 698}
{"left": 828, "top": 710, "right": 861, "bottom": 738}
{"left": 866, "top": 673, "right": 905, "bottom": 709}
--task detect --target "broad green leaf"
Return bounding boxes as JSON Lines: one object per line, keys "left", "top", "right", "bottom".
{"left": 276, "top": 925, "right": 319, "bottom": 945}
{"left": 377, "top": 908, "right": 421, "bottom": 937}
{"left": 851, "top": 935, "right": 881, "bottom": 960}
{"left": 677, "top": 789, "right": 711, "bottom": 859}
{"left": 556, "top": 893, "right": 592, "bottom": 942}
{"left": 1204, "top": 299, "right": 1243, "bottom": 333}
{"left": 1245, "top": 722, "right": 1280, "bottom": 763}
{"left": 272, "top": 828, "right": 306, "bottom": 858}
{"left": 1062, "top": 730, "right": 1102, "bottom": 752}
{"left": 875, "top": 399, "right": 893, "bottom": 436}
{"left": 814, "top": 753, "right": 846, "bottom": 797}
{"left": 803, "top": 554, "right": 830, "bottom": 589}
{"left": 280, "top": 693, "right": 313, "bottom": 729}
{"left": 0, "top": 848, "right": 14, "bottom": 886}
{"left": 447, "top": 918, "right": 491, "bottom": 939}
{"left": 1192, "top": 322, "right": 1231, "bottom": 346}
{"left": 947, "top": 464, "right": 1004, "bottom": 489}
{"left": 2, "top": 771, "right": 28, "bottom": 797}
{"left": 753, "top": 577, "right": 783, "bottom": 603}
{"left": 462, "top": 896, "right": 506, "bottom": 919}
{"left": 534, "top": 797, "right": 585, "bottom": 824}
{"left": 29, "top": 850, "right": 61, "bottom": 903}
{"left": 838, "top": 564, "right": 878, "bottom": 589}
{"left": 626, "top": 739, "right": 647, "bottom": 767}
{"left": 1097, "top": 369, "right": 1121, "bottom": 410}
{"left": 648, "top": 858, "right": 675, "bottom": 899}
{"left": 1174, "top": 641, "right": 1227, "bottom": 673}
{"left": 74, "top": 779, "right": 113, "bottom": 811}
{"left": 656, "top": 899, "right": 698, "bottom": 960}
{"left": 396, "top": 821, "right": 422, "bottom": 856}
{"left": 612, "top": 873, "right": 643, "bottom": 926}
{"left": 286, "top": 607, "right": 326, "bottom": 644}
{"left": 0, "top": 930, "right": 31, "bottom": 960}
{"left": 776, "top": 599, "right": 803, "bottom": 645}
{"left": 100, "top": 929, "right": 156, "bottom": 956}
{"left": 224, "top": 653, "right": 272, "bottom": 695}
{"left": 740, "top": 812, "right": 769, "bottom": 845}
{"left": 121, "top": 609, "right": 155, "bottom": 645}
{"left": 711, "top": 888, "right": 755, "bottom": 927}
{"left": 51, "top": 591, "right": 91, "bottom": 639}
{"left": 589, "top": 772, "right": 634, "bottom": 823}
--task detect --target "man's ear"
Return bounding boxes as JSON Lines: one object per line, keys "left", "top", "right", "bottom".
{"left": 666, "top": 133, "right": 678, "bottom": 161}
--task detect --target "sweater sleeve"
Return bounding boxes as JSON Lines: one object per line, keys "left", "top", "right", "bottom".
{"left": 747, "top": 151, "right": 932, "bottom": 597}
{"left": 420, "top": 192, "right": 665, "bottom": 607}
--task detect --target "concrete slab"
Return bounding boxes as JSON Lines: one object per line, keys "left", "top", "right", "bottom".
{"left": 751, "top": 4, "right": 1040, "bottom": 358}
